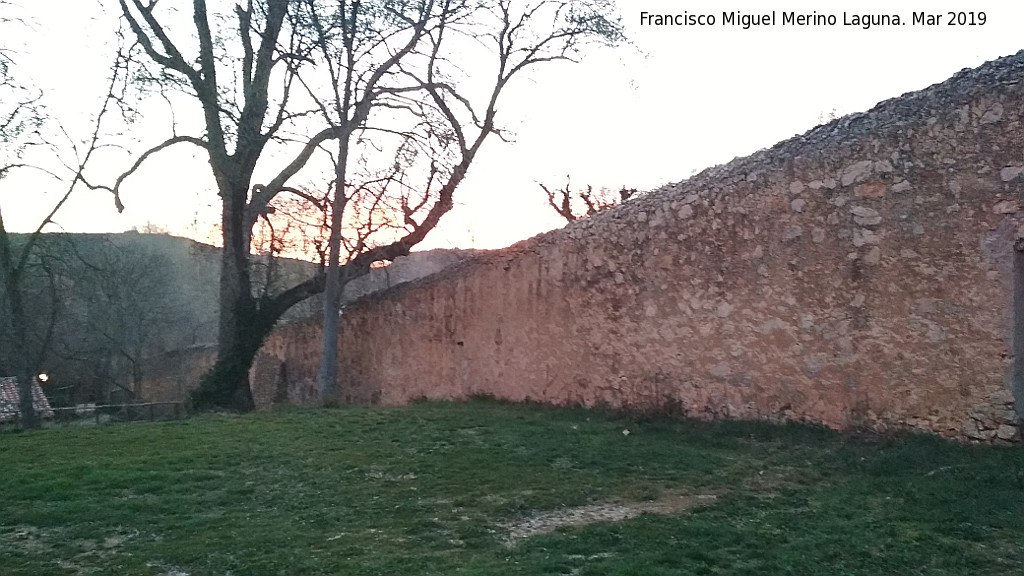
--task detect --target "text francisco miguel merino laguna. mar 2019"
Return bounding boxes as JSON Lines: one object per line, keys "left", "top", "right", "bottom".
{"left": 639, "top": 10, "right": 987, "bottom": 30}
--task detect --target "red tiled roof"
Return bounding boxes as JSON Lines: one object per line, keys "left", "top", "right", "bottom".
{"left": 0, "top": 377, "right": 55, "bottom": 422}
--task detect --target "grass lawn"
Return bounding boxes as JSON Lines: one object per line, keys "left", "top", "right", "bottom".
{"left": 1, "top": 400, "right": 1023, "bottom": 575}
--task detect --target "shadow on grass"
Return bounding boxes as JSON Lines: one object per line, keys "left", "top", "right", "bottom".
{"left": 1, "top": 398, "right": 1022, "bottom": 576}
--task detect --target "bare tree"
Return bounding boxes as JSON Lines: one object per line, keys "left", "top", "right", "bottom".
{"left": 541, "top": 177, "right": 637, "bottom": 222}
{"left": 0, "top": 25, "right": 129, "bottom": 427}
{"left": 111, "top": 0, "right": 623, "bottom": 410}
{"left": 0, "top": 41, "right": 55, "bottom": 427}
{"left": 51, "top": 238, "right": 194, "bottom": 402}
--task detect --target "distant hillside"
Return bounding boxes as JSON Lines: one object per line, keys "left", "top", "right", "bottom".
{"left": 1, "top": 231, "right": 474, "bottom": 404}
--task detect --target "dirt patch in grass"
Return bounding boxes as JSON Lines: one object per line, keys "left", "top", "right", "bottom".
{"left": 0, "top": 525, "right": 57, "bottom": 555}
{"left": 500, "top": 491, "right": 718, "bottom": 546}
{"left": 1, "top": 524, "right": 140, "bottom": 575}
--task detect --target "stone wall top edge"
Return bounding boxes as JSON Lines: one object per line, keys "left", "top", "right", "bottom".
{"left": 337, "top": 249, "right": 493, "bottom": 309}
{"left": 534, "top": 50, "right": 1024, "bottom": 240}
{"left": 652, "top": 52, "right": 1020, "bottom": 196}
{"left": 336, "top": 50, "right": 1024, "bottom": 313}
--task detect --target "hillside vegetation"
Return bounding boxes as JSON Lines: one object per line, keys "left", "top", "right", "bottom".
{"left": 0, "top": 232, "right": 316, "bottom": 404}
{"left": 0, "top": 232, "right": 473, "bottom": 406}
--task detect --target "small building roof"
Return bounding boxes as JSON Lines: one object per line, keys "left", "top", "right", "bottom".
{"left": 0, "top": 377, "right": 55, "bottom": 422}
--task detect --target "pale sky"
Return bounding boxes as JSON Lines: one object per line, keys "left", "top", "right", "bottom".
{"left": 4, "top": 1, "right": 1023, "bottom": 252}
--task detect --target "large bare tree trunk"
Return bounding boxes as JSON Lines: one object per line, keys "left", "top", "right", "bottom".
{"left": 317, "top": 139, "right": 352, "bottom": 403}
{"left": 316, "top": 235, "right": 344, "bottom": 403}
{"left": 189, "top": 190, "right": 259, "bottom": 411}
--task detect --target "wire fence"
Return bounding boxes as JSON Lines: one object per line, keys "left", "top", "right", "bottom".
{"left": 0, "top": 402, "right": 186, "bottom": 431}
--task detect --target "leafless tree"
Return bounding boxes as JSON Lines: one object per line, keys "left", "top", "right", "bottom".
{"left": 49, "top": 238, "right": 195, "bottom": 402}
{"left": 111, "top": 0, "right": 623, "bottom": 410}
{"left": 541, "top": 177, "right": 637, "bottom": 222}
{"left": 0, "top": 23, "right": 131, "bottom": 427}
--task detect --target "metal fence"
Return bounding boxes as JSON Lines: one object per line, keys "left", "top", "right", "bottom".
{"left": 0, "top": 402, "right": 185, "bottom": 430}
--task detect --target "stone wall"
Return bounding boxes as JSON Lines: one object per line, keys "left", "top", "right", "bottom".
{"left": 257, "top": 52, "right": 1024, "bottom": 441}
{"left": 342, "top": 249, "right": 477, "bottom": 301}
{"left": 137, "top": 345, "right": 218, "bottom": 404}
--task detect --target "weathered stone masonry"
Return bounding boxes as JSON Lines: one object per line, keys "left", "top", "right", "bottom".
{"left": 254, "top": 52, "right": 1024, "bottom": 441}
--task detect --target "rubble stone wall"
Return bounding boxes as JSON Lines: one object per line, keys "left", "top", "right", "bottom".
{"left": 256, "top": 52, "right": 1024, "bottom": 441}
{"left": 137, "top": 345, "right": 217, "bottom": 404}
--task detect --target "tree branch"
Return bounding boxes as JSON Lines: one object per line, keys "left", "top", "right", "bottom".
{"left": 120, "top": 0, "right": 199, "bottom": 84}
{"left": 86, "top": 135, "right": 208, "bottom": 213}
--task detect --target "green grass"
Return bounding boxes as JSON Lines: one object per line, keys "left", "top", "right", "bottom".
{"left": 1, "top": 400, "right": 1022, "bottom": 575}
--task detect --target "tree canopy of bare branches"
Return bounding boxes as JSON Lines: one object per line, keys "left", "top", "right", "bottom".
{"left": 113, "top": 0, "right": 624, "bottom": 410}
{"left": 0, "top": 8, "right": 132, "bottom": 427}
